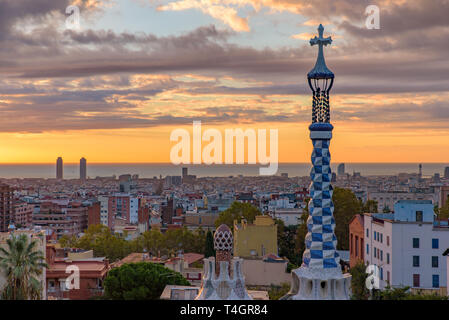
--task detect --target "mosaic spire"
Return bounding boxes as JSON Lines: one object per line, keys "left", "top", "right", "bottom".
{"left": 302, "top": 24, "right": 339, "bottom": 269}
{"left": 284, "top": 25, "right": 351, "bottom": 300}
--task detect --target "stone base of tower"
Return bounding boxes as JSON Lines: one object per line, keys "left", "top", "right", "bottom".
{"left": 282, "top": 267, "right": 351, "bottom": 300}
{"left": 195, "top": 257, "right": 252, "bottom": 300}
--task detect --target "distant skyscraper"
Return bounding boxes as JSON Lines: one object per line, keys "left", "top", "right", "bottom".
{"left": 56, "top": 157, "right": 63, "bottom": 180}
{"left": 0, "top": 184, "right": 13, "bottom": 232}
{"left": 337, "top": 163, "right": 345, "bottom": 176}
{"left": 80, "top": 157, "right": 87, "bottom": 181}
{"left": 433, "top": 173, "right": 441, "bottom": 183}
{"left": 419, "top": 164, "right": 422, "bottom": 177}
{"left": 444, "top": 166, "right": 449, "bottom": 179}
{"left": 182, "top": 167, "right": 188, "bottom": 178}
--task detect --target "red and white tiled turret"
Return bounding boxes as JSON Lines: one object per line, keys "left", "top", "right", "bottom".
{"left": 195, "top": 224, "right": 252, "bottom": 300}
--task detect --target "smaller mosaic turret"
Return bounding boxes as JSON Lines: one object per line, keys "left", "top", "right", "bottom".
{"left": 195, "top": 224, "right": 252, "bottom": 300}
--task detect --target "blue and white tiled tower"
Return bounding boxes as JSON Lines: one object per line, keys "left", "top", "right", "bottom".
{"left": 285, "top": 24, "right": 351, "bottom": 300}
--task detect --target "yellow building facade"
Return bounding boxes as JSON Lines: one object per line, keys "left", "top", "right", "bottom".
{"left": 233, "top": 215, "right": 278, "bottom": 258}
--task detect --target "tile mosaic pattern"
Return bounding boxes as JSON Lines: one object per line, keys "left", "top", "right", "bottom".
{"left": 302, "top": 138, "right": 339, "bottom": 269}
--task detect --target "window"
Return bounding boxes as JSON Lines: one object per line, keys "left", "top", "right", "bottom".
{"left": 416, "top": 211, "right": 423, "bottom": 222}
{"left": 413, "top": 256, "right": 420, "bottom": 267}
{"left": 374, "top": 247, "right": 377, "bottom": 258}
{"left": 60, "top": 281, "right": 68, "bottom": 292}
{"left": 387, "top": 236, "right": 390, "bottom": 246}
{"left": 380, "top": 233, "right": 383, "bottom": 243}
{"left": 432, "top": 275, "right": 439, "bottom": 288}
{"left": 366, "top": 244, "right": 369, "bottom": 255}
{"left": 413, "top": 274, "right": 420, "bottom": 287}
{"left": 413, "top": 238, "right": 419, "bottom": 248}
{"left": 380, "top": 250, "right": 383, "bottom": 261}
{"left": 361, "top": 239, "right": 364, "bottom": 258}
{"left": 350, "top": 234, "right": 353, "bottom": 253}
{"left": 387, "top": 271, "right": 390, "bottom": 284}
{"left": 374, "top": 231, "right": 377, "bottom": 241}
{"left": 48, "top": 280, "right": 56, "bottom": 292}
{"left": 380, "top": 267, "right": 383, "bottom": 280}
{"left": 387, "top": 253, "right": 390, "bottom": 264}
{"left": 432, "top": 256, "right": 439, "bottom": 268}
{"left": 366, "top": 228, "right": 369, "bottom": 237}
{"left": 355, "top": 236, "right": 359, "bottom": 257}
{"left": 432, "top": 238, "right": 439, "bottom": 249}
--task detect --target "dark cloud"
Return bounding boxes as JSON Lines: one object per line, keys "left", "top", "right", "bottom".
{"left": 0, "top": 0, "right": 448, "bottom": 134}
{"left": 333, "top": 99, "right": 449, "bottom": 124}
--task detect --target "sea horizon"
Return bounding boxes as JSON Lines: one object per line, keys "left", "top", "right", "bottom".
{"left": 0, "top": 162, "right": 447, "bottom": 180}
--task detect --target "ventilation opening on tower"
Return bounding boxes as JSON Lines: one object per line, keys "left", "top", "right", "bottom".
{"left": 320, "top": 280, "right": 328, "bottom": 298}
{"left": 305, "top": 280, "right": 313, "bottom": 296}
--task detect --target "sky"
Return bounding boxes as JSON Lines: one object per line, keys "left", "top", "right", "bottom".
{"left": 0, "top": 0, "right": 448, "bottom": 164}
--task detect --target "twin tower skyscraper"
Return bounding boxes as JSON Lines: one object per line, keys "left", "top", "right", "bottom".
{"left": 56, "top": 157, "right": 87, "bottom": 181}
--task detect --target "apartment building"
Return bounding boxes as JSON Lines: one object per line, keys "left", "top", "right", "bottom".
{"left": 368, "top": 188, "right": 438, "bottom": 212}
{"left": 46, "top": 245, "right": 110, "bottom": 300}
{"left": 0, "top": 184, "right": 13, "bottom": 232}
{"left": 33, "top": 200, "right": 88, "bottom": 238}
{"left": 363, "top": 200, "right": 449, "bottom": 294}
{"left": 13, "top": 200, "right": 34, "bottom": 228}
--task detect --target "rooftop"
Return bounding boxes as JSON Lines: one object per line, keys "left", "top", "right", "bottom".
{"left": 396, "top": 200, "right": 433, "bottom": 204}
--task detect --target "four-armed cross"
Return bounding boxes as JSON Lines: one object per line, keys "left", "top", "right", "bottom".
{"left": 308, "top": 24, "right": 334, "bottom": 80}
{"left": 310, "top": 24, "right": 332, "bottom": 48}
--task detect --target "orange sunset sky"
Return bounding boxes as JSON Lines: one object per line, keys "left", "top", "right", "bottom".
{"left": 1, "top": 0, "right": 448, "bottom": 164}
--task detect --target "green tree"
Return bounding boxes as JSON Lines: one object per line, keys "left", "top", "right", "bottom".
{"left": 362, "top": 200, "right": 378, "bottom": 213}
{"left": 0, "top": 234, "right": 48, "bottom": 300}
{"left": 139, "top": 229, "right": 166, "bottom": 256}
{"left": 62, "top": 225, "right": 132, "bottom": 262}
{"left": 295, "top": 202, "right": 309, "bottom": 266}
{"left": 437, "top": 201, "right": 449, "bottom": 220}
{"left": 275, "top": 219, "right": 298, "bottom": 265}
{"left": 103, "top": 262, "right": 190, "bottom": 300}
{"left": 163, "top": 227, "right": 206, "bottom": 256}
{"left": 349, "top": 261, "right": 370, "bottom": 300}
{"left": 332, "top": 187, "right": 362, "bottom": 250}
{"left": 215, "top": 202, "right": 262, "bottom": 229}
{"left": 204, "top": 230, "right": 215, "bottom": 258}
{"left": 378, "top": 286, "right": 448, "bottom": 300}
{"left": 268, "top": 283, "right": 291, "bottom": 300}
{"left": 58, "top": 234, "right": 77, "bottom": 248}
{"left": 61, "top": 225, "right": 209, "bottom": 262}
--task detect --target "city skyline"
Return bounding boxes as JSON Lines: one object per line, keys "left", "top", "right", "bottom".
{"left": 1, "top": 0, "right": 448, "bottom": 305}
{"left": 0, "top": 0, "right": 448, "bottom": 164}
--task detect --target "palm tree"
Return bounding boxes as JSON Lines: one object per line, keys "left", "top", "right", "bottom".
{"left": 0, "top": 233, "right": 48, "bottom": 300}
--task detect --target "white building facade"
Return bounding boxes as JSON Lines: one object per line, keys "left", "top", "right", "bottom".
{"left": 98, "top": 195, "right": 109, "bottom": 227}
{"left": 364, "top": 200, "right": 449, "bottom": 292}
{"left": 130, "top": 197, "right": 139, "bottom": 224}
{"left": 271, "top": 208, "right": 302, "bottom": 226}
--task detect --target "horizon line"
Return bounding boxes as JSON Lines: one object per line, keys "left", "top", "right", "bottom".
{"left": 0, "top": 162, "right": 447, "bottom": 165}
